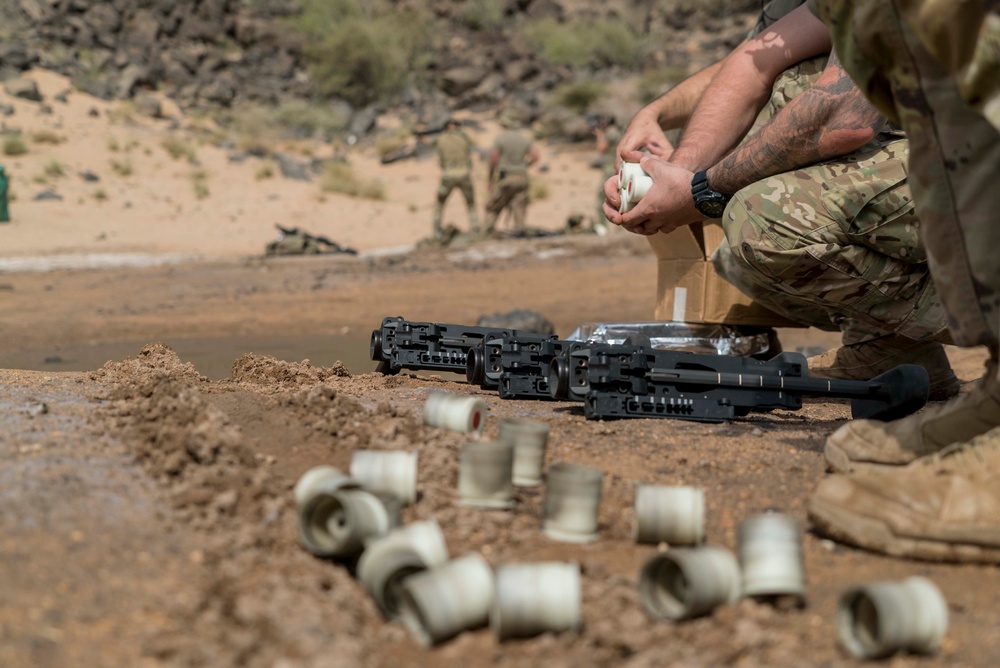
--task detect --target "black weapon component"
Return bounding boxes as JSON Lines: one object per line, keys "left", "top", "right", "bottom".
{"left": 466, "top": 331, "right": 569, "bottom": 399}
{"left": 370, "top": 316, "right": 516, "bottom": 375}
{"left": 549, "top": 343, "right": 929, "bottom": 423}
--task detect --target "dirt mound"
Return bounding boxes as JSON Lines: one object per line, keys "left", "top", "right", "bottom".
{"left": 230, "top": 352, "right": 352, "bottom": 392}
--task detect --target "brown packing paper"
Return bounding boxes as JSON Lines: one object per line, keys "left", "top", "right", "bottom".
{"left": 648, "top": 222, "right": 803, "bottom": 327}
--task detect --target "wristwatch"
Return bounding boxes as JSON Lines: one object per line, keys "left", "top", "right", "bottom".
{"left": 691, "top": 170, "right": 730, "bottom": 218}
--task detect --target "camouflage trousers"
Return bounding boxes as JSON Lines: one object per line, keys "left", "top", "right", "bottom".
{"left": 714, "top": 136, "right": 949, "bottom": 345}
{"left": 484, "top": 174, "right": 529, "bottom": 232}
{"left": 814, "top": 0, "right": 1000, "bottom": 351}
{"left": 433, "top": 173, "right": 478, "bottom": 234}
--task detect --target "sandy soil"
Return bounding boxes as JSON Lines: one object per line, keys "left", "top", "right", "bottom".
{"left": 2, "top": 70, "right": 999, "bottom": 668}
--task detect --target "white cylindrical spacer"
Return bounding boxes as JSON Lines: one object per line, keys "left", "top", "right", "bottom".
{"left": 619, "top": 186, "right": 633, "bottom": 214}
{"left": 424, "top": 390, "right": 487, "bottom": 435}
{"left": 638, "top": 545, "right": 741, "bottom": 621}
{"left": 491, "top": 562, "right": 582, "bottom": 640}
{"left": 837, "top": 577, "right": 949, "bottom": 659}
{"left": 543, "top": 462, "right": 603, "bottom": 542}
{"left": 350, "top": 450, "right": 418, "bottom": 505}
{"left": 296, "top": 487, "right": 394, "bottom": 558}
{"left": 458, "top": 440, "right": 515, "bottom": 509}
{"left": 498, "top": 417, "right": 550, "bottom": 487}
{"left": 633, "top": 484, "right": 705, "bottom": 545}
{"left": 399, "top": 553, "right": 495, "bottom": 646}
{"left": 620, "top": 162, "right": 646, "bottom": 190}
{"left": 630, "top": 173, "right": 653, "bottom": 201}
{"left": 357, "top": 519, "right": 450, "bottom": 618}
{"left": 738, "top": 512, "right": 806, "bottom": 602}
{"left": 293, "top": 465, "right": 359, "bottom": 508}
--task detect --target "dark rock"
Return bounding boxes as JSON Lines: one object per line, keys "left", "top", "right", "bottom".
{"left": 88, "top": 107, "right": 100, "bottom": 117}
{"left": 115, "top": 64, "right": 148, "bottom": 99}
{"left": 0, "top": 104, "right": 14, "bottom": 116}
{"left": 54, "top": 90, "right": 70, "bottom": 103}
{"left": 198, "top": 73, "right": 236, "bottom": 106}
{"left": 348, "top": 106, "right": 378, "bottom": 139}
{"left": 274, "top": 152, "right": 311, "bottom": 181}
{"left": 134, "top": 93, "right": 162, "bottom": 118}
{"left": 33, "top": 190, "right": 63, "bottom": 201}
{"left": 0, "top": 44, "right": 40, "bottom": 72}
{"left": 38, "top": 104, "right": 53, "bottom": 115}
{"left": 79, "top": 170, "right": 100, "bottom": 182}
{"left": 3, "top": 78, "right": 42, "bottom": 102}
{"left": 440, "top": 66, "right": 488, "bottom": 97}
{"left": 84, "top": 4, "right": 122, "bottom": 49}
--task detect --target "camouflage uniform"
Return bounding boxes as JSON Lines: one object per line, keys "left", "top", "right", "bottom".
{"left": 809, "top": 0, "right": 1000, "bottom": 351}
{"left": 712, "top": 1, "right": 949, "bottom": 345}
{"left": 433, "top": 128, "right": 478, "bottom": 238}
{"left": 483, "top": 130, "right": 533, "bottom": 233}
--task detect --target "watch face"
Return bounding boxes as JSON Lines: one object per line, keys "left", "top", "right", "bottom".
{"left": 697, "top": 199, "right": 727, "bottom": 218}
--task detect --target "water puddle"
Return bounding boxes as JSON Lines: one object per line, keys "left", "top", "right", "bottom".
{"left": 0, "top": 333, "right": 379, "bottom": 380}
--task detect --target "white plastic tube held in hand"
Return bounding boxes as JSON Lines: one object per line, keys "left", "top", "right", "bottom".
{"left": 458, "top": 440, "right": 515, "bottom": 509}
{"left": 738, "top": 512, "right": 806, "bottom": 603}
{"left": 296, "top": 486, "right": 395, "bottom": 558}
{"left": 357, "top": 520, "right": 450, "bottom": 619}
{"left": 424, "top": 390, "right": 487, "bottom": 435}
{"left": 399, "top": 553, "right": 495, "bottom": 646}
{"left": 618, "top": 161, "right": 652, "bottom": 214}
{"left": 498, "top": 417, "right": 550, "bottom": 487}
{"left": 639, "top": 546, "right": 741, "bottom": 621}
{"left": 350, "top": 450, "right": 418, "bottom": 505}
{"left": 633, "top": 484, "right": 705, "bottom": 546}
{"left": 837, "top": 577, "right": 949, "bottom": 659}
{"left": 543, "top": 462, "right": 603, "bottom": 542}
{"left": 491, "top": 562, "right": 582, "bottom": 640}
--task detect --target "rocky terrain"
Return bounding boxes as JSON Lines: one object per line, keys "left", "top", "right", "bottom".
{"left": 0, "top": 0, "right": 756, "bottom": 138}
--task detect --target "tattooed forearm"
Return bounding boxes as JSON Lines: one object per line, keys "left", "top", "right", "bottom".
{"left": 707, "top": 52, "right": 887, "bottom": 195}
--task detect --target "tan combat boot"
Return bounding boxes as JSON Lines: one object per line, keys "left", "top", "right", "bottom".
{"left": 808, "top": 335, "right": 960, "bottom": 401}
{"left": 823, "top": 357, "right": 1000, "bottom": 472}
{"left": 809, "top": 425, "right": 1000, "bottom": 563}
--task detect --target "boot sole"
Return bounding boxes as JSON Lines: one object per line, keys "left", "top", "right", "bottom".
{"left": 809, "top": 494, "right": 1000, "bottom": 564}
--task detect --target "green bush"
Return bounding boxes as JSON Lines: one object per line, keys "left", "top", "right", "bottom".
{"left": 554, "top": 80, "right": 608, "bottom": 114}
{"left": 292, "top": 0, "right": 431, "bottom": 107}
{"left": 462, "top": 0, "right": 505, "bottom": 32}
{"left": 162, "top": 135, "right": 198, "bottom": 163}
{"left": 637, "top": 67, "right": 689, "bottom": 104}
{"left": 320, "top": 161, "right": 385, "bottom": 200}
{"left": 523, "top": 18, "right": 646, "bottom": 69}
{"left": 2, "top": 134, "right": 27, "bottom": 156}
{"left": 270, "top": 100, "right": 352, "bottom": 139}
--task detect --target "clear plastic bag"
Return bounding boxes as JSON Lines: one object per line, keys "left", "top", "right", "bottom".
{"left": 566, "top": 321, "right": 777, "bottom": 357}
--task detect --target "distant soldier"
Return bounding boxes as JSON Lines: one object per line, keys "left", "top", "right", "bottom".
{"left": 433, "top": 118, "right": 478, "bottom": 239}
{"left": 0, "top": 164, "right": 9, "bottom": 223}
{"left": 482, "top": 113, "right": 539, "bottom": 236}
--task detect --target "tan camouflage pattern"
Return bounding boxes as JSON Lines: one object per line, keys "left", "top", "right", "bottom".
{"left": 483, "top": 174, "right": 529, "bottom": 232}
{"left": 715, "top": 137, "right": 948, "bottom": 343}
{"left": 813, "top": 0, "right": 1000, "bottom": 349}
{"left": 433, "top": 129, "right": 477, "bottom": 234}
{"left": 712, "top": 22, "right": 942, "bottom": 344}
{"left": 493, "top": 130, "right": 532, "bottom": 176}
{"left": 436, "top": 129, "right": 474, "bottom": 177}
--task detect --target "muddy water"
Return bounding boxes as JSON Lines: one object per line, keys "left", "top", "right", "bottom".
{"left": 0, "top": 333, "right": 378, "bottom": 379}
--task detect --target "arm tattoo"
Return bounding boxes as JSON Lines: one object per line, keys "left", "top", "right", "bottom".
{"left": 708, "top": 51, "right": 887, "bottom": 195}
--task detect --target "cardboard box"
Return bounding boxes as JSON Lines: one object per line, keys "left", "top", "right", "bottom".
{"left": 648, "top": 222, "right": 803, "bottom": 327}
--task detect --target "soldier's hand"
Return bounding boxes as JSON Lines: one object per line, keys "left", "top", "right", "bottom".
{"left": 617, "top": 110, "right": 675, "bottom": 170}
{"left": 611, "top": 151, "right": 701, "bottom": 236}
